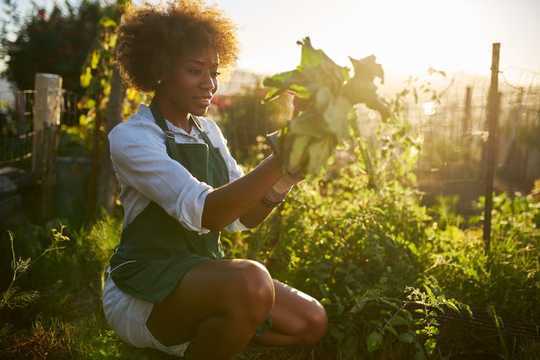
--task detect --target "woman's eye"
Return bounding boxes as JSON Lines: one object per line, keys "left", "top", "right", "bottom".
{"left": 188, "top": 69, "right": 220, "bottom": 77}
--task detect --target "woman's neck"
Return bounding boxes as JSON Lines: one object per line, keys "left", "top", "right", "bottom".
{"left": 153, "top": 94, "right": 192, "bottom": 133}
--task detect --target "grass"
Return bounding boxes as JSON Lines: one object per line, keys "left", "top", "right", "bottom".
{"left": 0, "top": 216, "right": 326, "bottom": 360}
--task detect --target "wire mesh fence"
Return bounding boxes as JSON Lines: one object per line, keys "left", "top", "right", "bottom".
{"left": 395, "top": 73, "right": 540, "bottom": 177}
{"left": 399, "top": 70, "right": 540, "bottom": 214}
{"left": 0, "top": 89, "right": 79, "bottom": 169}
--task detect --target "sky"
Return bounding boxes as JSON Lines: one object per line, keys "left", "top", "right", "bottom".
{"left": 9, "top": 0, "right": 540, "bottom": 84}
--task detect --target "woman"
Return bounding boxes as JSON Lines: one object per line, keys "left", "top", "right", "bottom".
{"left": 102, "top": 1, "right": 328, "bottom": 359}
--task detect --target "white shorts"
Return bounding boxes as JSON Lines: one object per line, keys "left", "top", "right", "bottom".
{"left": 102, "top": 267, "right": 190, "bottom": 357}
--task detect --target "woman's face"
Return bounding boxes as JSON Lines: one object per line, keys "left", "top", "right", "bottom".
{"left": 162, "top": 46, "right": 220, "bottom": 117}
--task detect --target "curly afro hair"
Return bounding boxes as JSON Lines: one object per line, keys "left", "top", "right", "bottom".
{"left": 116, "top": 0, "right": 239, "bottom": 92}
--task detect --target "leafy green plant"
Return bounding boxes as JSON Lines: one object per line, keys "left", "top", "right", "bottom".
{"left": 429, "top": 195, "right": 464, "bottom": 229}
{"left": 263, "top": 37, "right": 389, "bottom": 176}
{"left": 231, "top": 112, "right": 539, "bottom": 359}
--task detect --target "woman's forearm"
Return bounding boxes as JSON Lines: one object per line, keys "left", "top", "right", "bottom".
{"left": 239, "top": 201, "right": 275, "bottom": 229}
{"left": 201, "top": 154, "right": 283, "bottom": 231}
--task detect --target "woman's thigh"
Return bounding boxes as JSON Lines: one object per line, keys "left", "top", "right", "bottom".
{"left": 146, "top": 258, "right": 274, "bottom": 346}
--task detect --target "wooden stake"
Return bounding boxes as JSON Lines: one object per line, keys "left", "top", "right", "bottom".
{"left": 483, "top": 43, "right": 501, "bottom": 254}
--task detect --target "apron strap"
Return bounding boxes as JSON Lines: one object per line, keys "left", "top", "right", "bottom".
{"left": 149, "top": 99, "right": 217, "bottom": 157}
{"left": 149, "top": 98, "right": 229, "bottom": 185}
{"left": 149, "top": 99, "right": 184, "bottom": 161}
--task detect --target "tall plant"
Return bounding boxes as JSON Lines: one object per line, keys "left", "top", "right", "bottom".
{"left": 77, "top": 0, "right": 142, "bottom": 218}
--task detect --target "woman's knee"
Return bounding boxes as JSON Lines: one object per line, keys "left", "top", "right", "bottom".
{"left": 225, "top": 260, "right": 275, "bottom": 323}
{"left": 301, "top": 304, "right": 328, "bottom": 345}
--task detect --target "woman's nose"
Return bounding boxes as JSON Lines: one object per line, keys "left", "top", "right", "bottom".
{"left": 201, "top": 70, "right": 216, "bottom": 91}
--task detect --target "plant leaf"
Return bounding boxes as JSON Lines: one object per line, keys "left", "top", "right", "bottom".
{"left": 288, "top": 135, "right": 311, "bottom": 171}
{"left": 289, "top": 113, "right": 330, "bottom": 138}
{"left": 366, "top": 331, "right": 383, "bottom": 353}
{"left": 323, "top": 95, "right": 352, "bottom": 140}
{"left": 399, "top": 332, "right": 415, "bottom": 344}
{"left": 305, "top": 133, "right": 336, "bottom": 174}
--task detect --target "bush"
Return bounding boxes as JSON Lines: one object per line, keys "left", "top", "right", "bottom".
{"left": 221, "top": 119, "right": 539, "bottom": 358}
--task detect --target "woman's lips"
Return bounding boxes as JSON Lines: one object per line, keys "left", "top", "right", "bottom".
{"left": 194, "top": 97, "right": 211, "bottom": 106}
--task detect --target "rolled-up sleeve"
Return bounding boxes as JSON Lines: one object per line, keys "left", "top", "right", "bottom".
{"left": 206, "top": 120, "right": 250, "bottom": 232}
{"left": 109, "top": 122, "right": 213, "bottom": 235}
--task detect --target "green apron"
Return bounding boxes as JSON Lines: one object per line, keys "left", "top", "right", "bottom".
{"left": 107, "top": 101, "right": 272, "bottom": 338}
{"left": 108, "top": 101, "right": 230, "bottom": 304}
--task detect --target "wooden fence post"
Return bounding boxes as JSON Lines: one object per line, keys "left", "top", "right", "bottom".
{"left": 462, "top": 86, "right": 473, "bottom": 163}
{"left": 483, "top": 43, "right": 501, "bottom": 254}
{"left": 514, "top": 87, "right": 527, "bottom": 182}
{"left": 32, "top": 73, "right": 62, "bottom": 220}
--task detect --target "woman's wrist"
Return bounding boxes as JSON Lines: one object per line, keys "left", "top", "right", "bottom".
{"left": 261, "top": 187, "right": 289, "bottom": 208}
{"left": 274, "top": 167, "right": 305, "bottom": 193}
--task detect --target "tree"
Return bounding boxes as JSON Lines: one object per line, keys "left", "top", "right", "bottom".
{"left": 77, "top": 0, "right": 134, "bottom": 219}
{"left": 0, "top": 0, "right": 115, "bottom": 95}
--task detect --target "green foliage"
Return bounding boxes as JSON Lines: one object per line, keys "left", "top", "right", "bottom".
{"left": 352, "top": 115, "right": 422, "bottom": 190}
{"left": 263, "top": 37, "right": 389, "bottom": 176}
{"left": 0, "top": 217, "right": 129, "bottom": 360}
{"left": 224, "top": 118, "right": 539, "bottom": 358}
{"left": 2, "top": 175, "right": 539, "bottom": 359}
{"left": 429, "top": 196, "right": 464, "bottom": 229}
{"left": 389, "top": 69, "right": 451, "bottom": 115}
{"left": 57, "top": 123, "right": 92, "bottom": 157}
{"left": 213, "top": 85, "right": 286, "bottom": 166}
{"left": 75, "top": 1, "right": 147, "bottom": 158}
{"left": 29, "top": 214, "right": 121, "bottom": 298}
{"left": 473, "top": 193, "right": 539, "bottom": 318}
{"left": 239, "top": 170, "right": 443, "bottom": 358}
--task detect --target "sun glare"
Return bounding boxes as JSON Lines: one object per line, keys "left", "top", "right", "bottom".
{"left": 136, "top": 0, "right": 538, "bottom": 82}
{"left": 321, "top": 0, "right": 494, "bottom": 76}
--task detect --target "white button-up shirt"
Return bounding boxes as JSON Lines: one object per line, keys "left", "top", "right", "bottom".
{"left": 108, "top": 104, "right": 249, "bottom": 234}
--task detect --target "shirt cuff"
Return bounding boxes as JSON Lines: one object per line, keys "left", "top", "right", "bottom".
{"left": 176, "top": 183, "right": 214, "bottom": 235}
{"left": 224, "top": 218, "right": 250, "bottom": 232}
